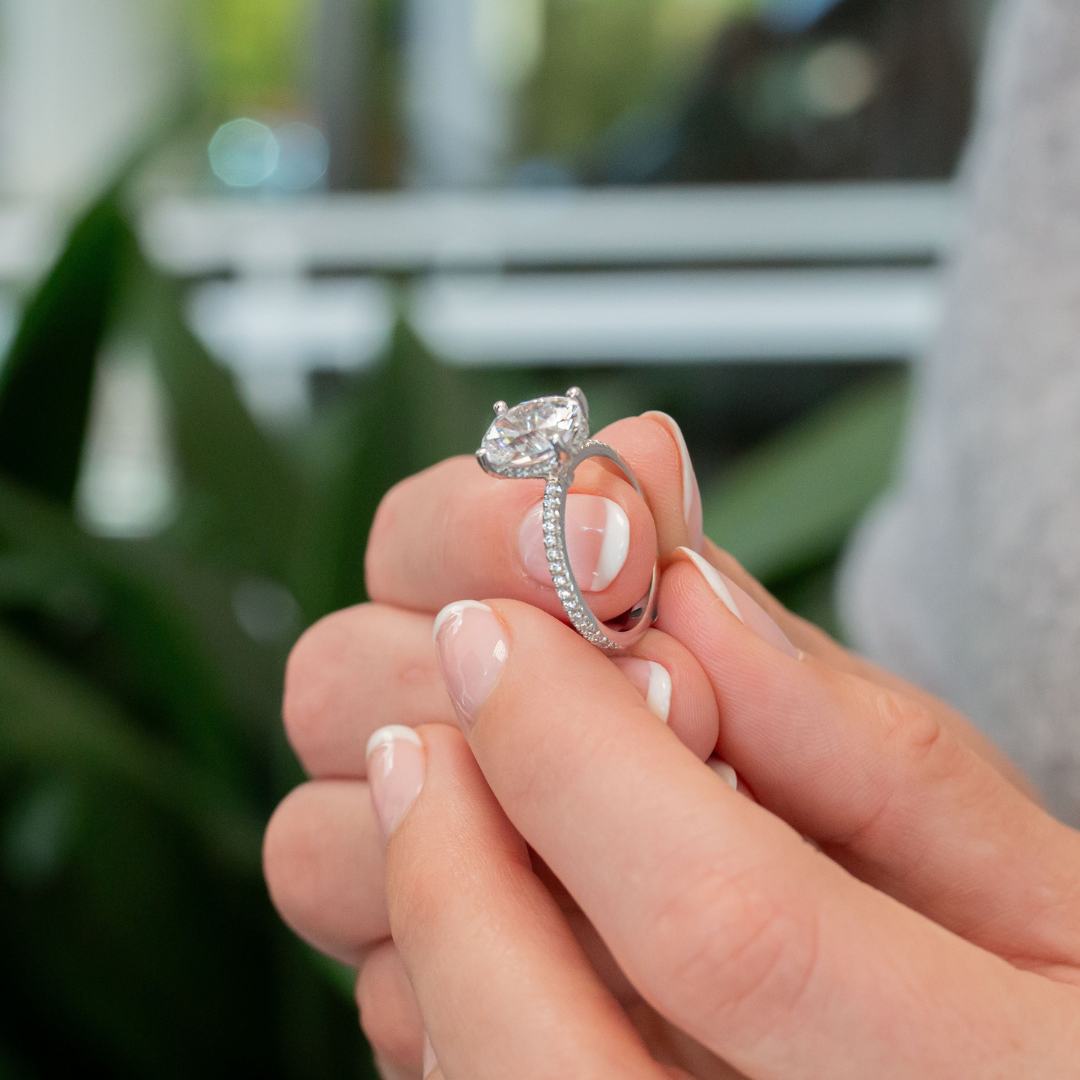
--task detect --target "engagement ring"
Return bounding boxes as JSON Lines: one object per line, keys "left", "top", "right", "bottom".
{"left": 475, "top": 388, "right": 658, "bottom": 651}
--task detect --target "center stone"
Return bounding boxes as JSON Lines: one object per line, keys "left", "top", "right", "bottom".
{"left": 481, "top": 396, "right": 588, "bottom": 476}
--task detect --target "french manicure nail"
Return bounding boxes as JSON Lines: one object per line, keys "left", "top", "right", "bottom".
{"left": 519, "top": 494, "right": 630, "bottom": 592}
{"left": 675, "top": 547, "right": 800, "bottom": 659}
{"left": 433, "top": 600, "right": 508, "bottom": 730}
{"left": 643, "top": 411, "right": 704, "bottom": 552}
{"left": 365, "top": 725, "right": 426, "bottom": 841}
{"left": 612, "top": 657, "right": 672, "bottom": 723}
{"left": 707, "top": 756, "right": 739, "bottom": 790}
{"left": 422, "top": 1032, "right": 437, "bottom": 1078}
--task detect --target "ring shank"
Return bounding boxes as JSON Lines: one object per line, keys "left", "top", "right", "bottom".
{"left": 540, "top": 440, "right": 659, "bottom": 651}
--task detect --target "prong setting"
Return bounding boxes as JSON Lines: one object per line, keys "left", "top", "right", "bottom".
{"left": 493, "top": 401, "right": 509, "bottom": 416}
{"left": 566, "top": 387, "right": 588, "bottom": 424}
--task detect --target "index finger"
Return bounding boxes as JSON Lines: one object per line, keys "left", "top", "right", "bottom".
{"left": 431, "top": 598, "right": 1078, "bottom": 1077}
{"left": 364, "top": 413, "right": 701, "bottom": 619}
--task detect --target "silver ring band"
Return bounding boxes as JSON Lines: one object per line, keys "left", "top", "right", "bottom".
{"left": 476, "top": 389, "right": 658, "bottom": 652}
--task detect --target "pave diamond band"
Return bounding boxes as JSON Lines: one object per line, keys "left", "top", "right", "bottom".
{"left": 476, "top": 388, "right": 658, "bottom": 651}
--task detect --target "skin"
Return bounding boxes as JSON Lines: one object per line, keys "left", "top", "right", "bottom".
{"left": 263, "top": 416, "right": 1080, "bottom": 1078}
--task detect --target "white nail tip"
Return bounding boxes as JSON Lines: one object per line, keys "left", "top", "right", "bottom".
{"left": 592, "top": 499, "right": 630, "bottom": 591}
{"left": 708, "top": 758, "right": 739, "bottom": 790}
{"left": 645, "top": 410, "right": 695, "bottom": 526}
{"left": 365, "top": 724, "right": 423, "bottom": 761}
{"left": 644, "top": 661, "right": 672, "bottom": 723}
{"left": 676, "top": 547, "right": 743, "bottom": 624}
{"left": 432, "top": 599, "right": 492, "bottom": 644}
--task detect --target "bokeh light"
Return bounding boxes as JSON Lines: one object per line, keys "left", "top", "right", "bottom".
{"left": 272, "top": 121, "right": 330, "bottom": 191}
{"left": 208, "top": 117, "right": 280, "bottom": 188}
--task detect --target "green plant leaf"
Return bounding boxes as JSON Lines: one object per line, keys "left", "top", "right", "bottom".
{"left": 137, "top": 266, "right": 305, "bottom": 583}
{"left": 0, "top": 476, "right": 275, "bottom": 791}
{"left": 0, "top": 622, "right": 262, "bottom": 870}
{"left": 0, "top": 197, "right": 131, "bottom": 506}
{"left": 291, "top": 319, "right": 480, "bottom": 619}
{"left": 701, "top": 374, "right": 909, "bottom": 583}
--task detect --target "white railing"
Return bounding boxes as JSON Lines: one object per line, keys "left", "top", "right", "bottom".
{"left": 0, "top": 182, "right": 960, "bottom": 419}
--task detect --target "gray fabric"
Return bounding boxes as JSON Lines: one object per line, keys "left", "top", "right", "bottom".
{"left": 839, "top": 0, "right": 1080, "bottom": 825}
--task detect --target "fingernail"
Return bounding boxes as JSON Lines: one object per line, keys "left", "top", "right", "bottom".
{"left": 433, "top": 600, "right": 508, "bottom": 730}
{"left": 365, "top": 726, "right": 426, "bottom": 841}
{"left": 675, "top": 547, "right": 799, "bottom": 659}
{"left": 643, "top": 411, "right": 703, "bottom": 552}
{"left": 422, "top": 1032, "right": 437, "bottom": 1078}
{"left": 611, "top": 658, "right": 672, "bottom": 723}
{"left": 707, "top": 756, "right": 757, "bottom": 801}
{"left": 519, "top": 494, "right": 630, "bottom": 592}
{"left": 707, "top": 756, "right": 739, "bottom": 790}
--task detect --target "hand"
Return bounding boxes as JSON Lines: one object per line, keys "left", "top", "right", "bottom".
{"left": 373, "top": 581, "right": 1080, "bottom": 1077}
{"left": 263, "top": 412, "right": 1053, "bottom": 1077}
{"left": 265, "top": 412, "right": 726, "bottom": 1077}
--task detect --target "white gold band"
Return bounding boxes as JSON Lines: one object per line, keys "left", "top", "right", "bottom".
{"left": 476, "top": 390, "right": 659, "bottom": 652}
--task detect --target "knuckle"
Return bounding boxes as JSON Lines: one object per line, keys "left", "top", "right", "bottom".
{"left": 261, "top": 788, "right": 314, "bottom": 927}
{"left": 837, "top": 684, "right": 963, "bottom": 848}
{"left": 356, "top": 947, "right": 421, "bottom": 1067}
{"left": 647, "top": 862, "right": 819, "bottom": 1039}
{"left": 364, "top": 478, "right": 408, "bottom": 600}
{"left": 872, "top": 686, "right": 946, "bottom": 767}
{"left": 281, "top": 603, "right": 375, "bottom": 759}
{"left": 281, "top": 614, "right": 337, "bottom": 756}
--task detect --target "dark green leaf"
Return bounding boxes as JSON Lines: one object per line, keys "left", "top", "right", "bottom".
{"left": 701, "top": 374, "right": 909, "bottom": 583}
{"left": 0, "top": 198, "right": 131, "bottom": 505}
{"left": 0, "top": 622, "right": 262, "bottom": 870}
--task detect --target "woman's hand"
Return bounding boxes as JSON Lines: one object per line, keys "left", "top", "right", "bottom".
{"left": 263, "top": 411, "right": 1060, "bottom": 1077}
{"left": 378, "top": 586, "right": 1080, "bottom": 1078}
{"left": 266, "top": 412, "right": 725, "bottom": 1077}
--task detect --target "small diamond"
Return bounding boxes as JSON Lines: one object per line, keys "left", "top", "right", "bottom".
{"left": 480, "top": 396, "right": 588, "bottom": 478}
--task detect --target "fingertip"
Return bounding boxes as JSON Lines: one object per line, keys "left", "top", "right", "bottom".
{"left": 621, "top": 629, "right": 719, "bottom": 761}
{"left": 611, "top": 657, "right": 671, "bottom": 722}
{"left": 665, "top": 550, "right": 799, "bottom": 660}
{"left": 641, "top": 411, "right": 703, "bottom": 553}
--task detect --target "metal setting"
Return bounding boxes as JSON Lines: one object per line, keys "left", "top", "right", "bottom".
{"left": 476, "top": 387, "right": 659, "bottom": 651}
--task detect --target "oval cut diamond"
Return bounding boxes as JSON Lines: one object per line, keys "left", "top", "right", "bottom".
{"left": 481, "top": 396, "right": 588, "bottom": 477}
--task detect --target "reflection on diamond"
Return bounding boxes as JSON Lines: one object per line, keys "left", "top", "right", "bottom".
{"left": 481, "top": 395, "right": 587, "bottom": 477}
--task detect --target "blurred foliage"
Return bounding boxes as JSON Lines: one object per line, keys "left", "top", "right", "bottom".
{"left": 0, "top": 167, "right": 906, "bottom": 1073}
{"left": 703, "top": 372, "right": 908, "bottom": 638}
{"left": 178, "top": 0, "right": 763, "bottom": 186}
{"left": 522, "top": 0, "right": 750, "bottom": 163}
{"left": 704, "top": 374, "right": 907, "bottom": 582}
{"left": 187, "top": 0, "right": 315, "bottom": 113}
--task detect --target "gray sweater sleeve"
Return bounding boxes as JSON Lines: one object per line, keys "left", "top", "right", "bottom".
{"left": 838, "top": 0, "right": 1080, "bottom": 825}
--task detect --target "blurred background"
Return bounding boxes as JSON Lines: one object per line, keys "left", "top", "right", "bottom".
{"left": 0, "top": 0, "right": 994, "bottom": 1075}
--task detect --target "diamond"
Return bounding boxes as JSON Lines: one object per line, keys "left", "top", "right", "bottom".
{"left": 479, "top": 396, "right": 588, "bottom": 478}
